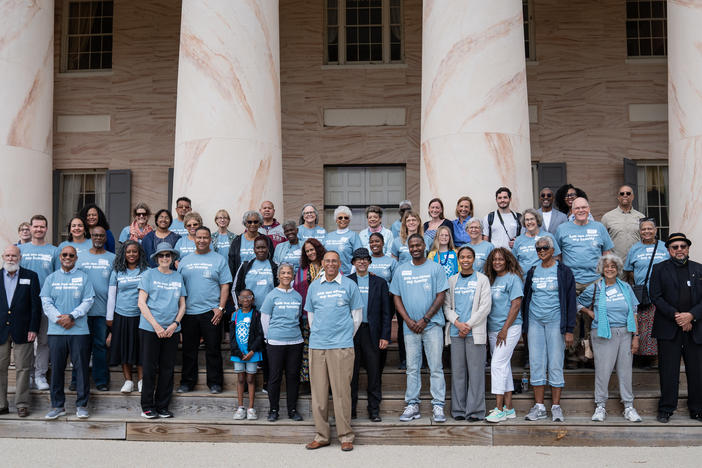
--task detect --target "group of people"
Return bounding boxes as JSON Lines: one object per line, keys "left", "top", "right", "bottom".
{"left": 1, "top": 183, "right": 700, "bottom": 452}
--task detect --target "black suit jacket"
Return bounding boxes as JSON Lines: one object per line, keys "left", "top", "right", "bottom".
{"left": 348, "top": 273, "right": 392, "bottom": 347}
{"left": 650, "top": 259, "right": 702, "bottom": 344}
{"left": 0, "top": 267, "right": 42, "bottom": 345}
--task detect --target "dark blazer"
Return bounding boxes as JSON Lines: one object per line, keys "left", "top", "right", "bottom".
{"left": 537, "top": 208, "right": 568, "bottom": 235}
{"left": 522, "top": 262, "right": 577, "bottom": 335}
{"left": 650, "top": 259, "right": 702, "bottom": 344}
{"left": 230, "top": 308, "right": 265, "bottom": 359}
{"left": 348, "top": 273, "right": 392, "bottom": 347}
{"left": 0, "top": 267, "right": 41, "bottom": 345}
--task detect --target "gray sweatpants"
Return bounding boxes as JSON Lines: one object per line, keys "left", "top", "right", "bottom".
{"left": 450, "top": 336, "right": 486, "bottom": 419}
{"left": 591, "top": 327, "right": 634, "bottom": 406}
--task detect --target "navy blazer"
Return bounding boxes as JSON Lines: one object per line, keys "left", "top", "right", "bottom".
{"left": 0, "top": 267, "right": 41, "bottom": 345}
{"left": 650, "top": 259, "right": 702, "bottom": 344}
{"left": 537, "top": 208, "right": 568, "bottom": 235}
{"left": 348, "top": 272, "right": 392, "bottom": 347}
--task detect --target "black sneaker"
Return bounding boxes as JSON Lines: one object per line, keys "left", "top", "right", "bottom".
{"left": 288, "top": 409, "right": 303, "bottom": 421}
{"left": 176, "top": 385, "right": 191, "bottom": 394}
{"left": 141, "top": 410, "right": 158, "bottom": 419}
{"left": 69, "top": 382, "right": 77, "bottom": 391}
{"left": 209, "top": 385, "right": 223, "bottom": 394}
{"left": 268, "top": 410, "right": 279, "bottom": 422}
{"left": 157, "top": 409, "right": 174, "bottom": 418}
{"left": 96, "top": 384, "right": 109, "bottom": 392}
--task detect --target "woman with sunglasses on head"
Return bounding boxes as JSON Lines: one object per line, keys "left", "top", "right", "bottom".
{"left": 79, "top": 204, "right": 115, "bottom": 253}
{"left": 297, "top": 204, "right": 327, "bottom": 244}
{"left": 142, "top": 209, "right": 181, "bottom": 268}
{"left": 118, "top": 203, "right": 153, "bottom": 246}
{"left": 324, "top": 206, "right": 362, "bottom": 275}
{"left": 228, "top": 211, "right": 274, "bottom": 283}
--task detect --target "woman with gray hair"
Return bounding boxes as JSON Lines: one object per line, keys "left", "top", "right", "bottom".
{"left": 273, "top": 221, "right": 303, "bottom": 274}
{"left": 467, "top": 218, "right": 494, "bottom": 273}
{"left": 512, "top": 208, "right": 560, "bottom": 275}
{"left": 228, "top": 210, "right": 273, "bottom": 281}
{"left": 578, "top": 253, "right": 642, "bottom": 423}
{"left": 324, "top": 206, "right": 362, "bottom": 274}
{"left": 297, "top": 204, "right": 326, "bottom": 243}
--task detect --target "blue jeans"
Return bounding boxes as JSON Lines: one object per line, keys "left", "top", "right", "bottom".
{"left": 404, "top": 325, "right": 445, "bottom": 406}
{"left": 71, "top": 316, "right": 109, "bottom": 387}
{"left": 528, "top": 319, "right": 565, "bottom": 387}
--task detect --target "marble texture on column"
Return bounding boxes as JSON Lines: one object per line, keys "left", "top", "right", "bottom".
{"left": 0, "top": 0, "right": 54, "bottom": 245}
{"left": 668, "top": 0, "right": 702, "bottom": 258}
{"left": 420, "top": 0, "right": 532, "bottom": 218}
{"left": 173, "top": 0, "right": 283, "bottom": 225}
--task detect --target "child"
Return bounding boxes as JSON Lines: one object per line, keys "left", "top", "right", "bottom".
{"left": 230, "top": 289, "right": 264, "bottom": 420}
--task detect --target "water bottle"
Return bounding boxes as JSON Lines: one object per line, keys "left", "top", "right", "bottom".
{"left": 521, "top": 371, "right": 529, "bottom": 393}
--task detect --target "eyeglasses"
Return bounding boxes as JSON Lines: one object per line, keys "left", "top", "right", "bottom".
{"left": 303, "top": 212, "right": 315, "bottom": 216}
{"left": 337, "top": 216, "right": 349, "bottom": 220}
{"left": 670, "top": 244, "right": 688, "bottom": 251}
{"left": 135, "top": 212, "right": 148, "bottom": 217}
{"left": 619, "top": 191, "right": 632, "bottom": 196}
{"left": 535, "top": 246, "right": 551, "bottom": 252}
{"left": 216, "top": 216, "right": 229, "bottom": 220}
{"left": 540, "top": 193, "right": 553, "bottom": 198}
{"left": 60, "top": 253, "right": 76, "bottom": 258}
{"left": 238, "top": 295, "right": 253, "bottom": 300}
{"left": 185, "top": 224, "right": 199, "bottom": 228}
{"left": 157, "top": 253, "right": 172, "bottom": 258}
{"left": 246, "top": 220, "right": 260, "bottom": 225}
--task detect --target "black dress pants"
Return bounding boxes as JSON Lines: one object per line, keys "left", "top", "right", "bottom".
{"left": 658, "top": 329, "right": 702, "bottom": 415}
{"left": 267, "top": 342, "right": 303, "bottom": 413}
{"left": 180, "top": 311, "right": 223, "bottom": 389}
{"left": 351, "top": 323, "right": 382, "bottom": 416}
{"left": 140, "top": 330, "right": 179, "bottom": 411}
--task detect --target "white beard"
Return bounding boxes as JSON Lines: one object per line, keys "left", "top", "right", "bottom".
{"left": 3, "top": 261, "right": 19, "bottom": 273}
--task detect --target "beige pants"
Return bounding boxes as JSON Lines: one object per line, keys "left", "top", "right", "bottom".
{"left": 309, "top": 347, "right": 355, "bottom": 444}
{"left": 0, "top": 337, "right": 34, "bottom": 409}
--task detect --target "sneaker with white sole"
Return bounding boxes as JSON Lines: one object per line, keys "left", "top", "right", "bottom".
{"left": 503, "top": 406, "right": 516, "bottom": 419}
{"left": 525, "top": 404, "right": 547, "bottom": 421}
{"left": 432, "top": 405, "right": 446, "bottom": 423}
{"left": 120, "top": 380, "right": 134, "bottom": 393}
{"left": 76, "top": 407, "right": 89, "bottom": 419}
{"left": 399, "top": 404, "right": 420, "bottom": 422}
{"left": 45, "top": 408, "right": 66, "bottom": 420}
{"left": 591, "top": 405, "right": 607, "bottom": 422}
{"left": 35, "top": 375, "right": 50, "bottom": 391}
{"left": 551, "top": 405, "right": 565, "bottom": 422}
{"left": 486, "top": 407, "right": 506, "bottom": 423}
{"left": 624, "top": 406, "right": 642, "bottom": 422}
{"left": 247, "top": 408, "right": 258, "bottom": 420}
{"left": 233, "top": 406, "right": 246, "bottom": 420}
{"left": 138, "top": 380, "right": 143, "bottom": 392}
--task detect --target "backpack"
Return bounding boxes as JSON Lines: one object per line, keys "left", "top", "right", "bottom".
{"left": 487, "top": 210, "right": 522, "bottom": 243}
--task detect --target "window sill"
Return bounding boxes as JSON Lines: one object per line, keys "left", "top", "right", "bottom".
{"left": 625, "top": 57, "right": 667, "bottom": 65}
{"left": 321, "top": 63, "right": 408, "bottom": 70}
{"left": 57, "top": 70, "right": 114, "bottom": 78}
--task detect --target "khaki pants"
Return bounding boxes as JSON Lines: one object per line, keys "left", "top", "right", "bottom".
{"left": 0, "top": 337, "right": 34, "bottom": 409}
{"left": 309, "top": 347, "right": 355, "bottom": 444}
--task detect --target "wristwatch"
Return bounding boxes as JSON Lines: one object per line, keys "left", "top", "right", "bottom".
{"left": 216, "top": 306, "right": 224, "bottom": 312}
{"left": 422, "top": 316, "right": 431, "bottom": 324}
{"left": 173, "top": 320, "right": 180, "bottom": 327}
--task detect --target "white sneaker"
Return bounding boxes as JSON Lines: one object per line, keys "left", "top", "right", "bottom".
{"left": 432, "top": 405, "right": 446, "bottom": 423}
{"left": 35, "top": 375, "right": 50, "bottom": 391}
{"left": 624, "top": 406, "right": 642, "bottom": 423}
{"left": 247, "top": 408, "right": 258, "bottom": 420}
{"left": 399, "top": 404, "right": 420, "bottom": 422}
{"left": 120, "top": 380, "right": 134, "bottom": 394}
{"left": 233, "top": 406, "right": 246, "bottom": 420}
{"left": 591, "top": 405, "right": 607, "bottom": 422}
{"left": 137, "top": 380, "right": 143, "bottom": 392}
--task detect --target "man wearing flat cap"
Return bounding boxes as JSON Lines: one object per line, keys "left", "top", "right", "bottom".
{"left": 650, "top": 232, "right": 702, "bottom": 423}
{"left": 347, "top": 248, "right": 392, "bottom": 422}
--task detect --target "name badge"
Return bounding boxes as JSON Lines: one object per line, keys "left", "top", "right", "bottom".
{"left": 257, "top": 279, "right": 268, "bottom": 286}
{"left": 401, "top": 270, "right": 412, "bottom": 276}
{"left": 606, "top": 288, "right": 617, "bottom": 297}
{"left": 19, "top": 279, "right": 31, "bottom": 285}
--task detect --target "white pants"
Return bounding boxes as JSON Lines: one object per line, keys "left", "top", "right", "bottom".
{"left": 488, "top": 324, "right": 522, "bottom": 395}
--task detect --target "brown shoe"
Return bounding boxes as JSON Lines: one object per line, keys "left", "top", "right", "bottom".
{"left": 305, "top": 440, "right": 330, "bottom": 450}
{"left": 341, "top": 442, "right": 354, "bottom": 452}
{"left": 17, "top": 407, "right": 29, "bottom": 418}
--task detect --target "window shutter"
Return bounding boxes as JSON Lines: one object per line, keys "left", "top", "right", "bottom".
{"left": 623, "top": 158, "right": 638, "bottom": 210}
{"left": 106, "top": 170, "right": 132, "bottom": 234}
{"left": 168, "top": 167, "right": 174, "bottom": 211}
{"left": 537, "top": 163, "right": 567, "bottom": 192}
{"left": 52, "top": 170, "right": 61, "bottom": 244}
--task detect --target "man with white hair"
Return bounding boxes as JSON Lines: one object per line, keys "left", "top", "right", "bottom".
{"left": 0, "top": 245, "right": 41, "bottom": 417}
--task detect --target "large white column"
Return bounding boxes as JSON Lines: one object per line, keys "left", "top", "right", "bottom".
{"left": 173, "top": 0, "right": 283, "bottom": 226}
{"left": 0, "top": 1, "right": 54, "bottom": 246}
{"left": 420, "top": 0, "right": 532, "bottom": 217}
{"left": 668, "top": 0, "right": 702, "bottom": 259}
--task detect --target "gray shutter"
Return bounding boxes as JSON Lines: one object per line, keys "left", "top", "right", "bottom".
{"left": 168, "top": 167, "right": 174, "bottom": 211}
{"left": 106, "top": 170, "right": 132, "bottom": 235}
{"left": 537, "top": 163, "right": 567, "bottom": 191}
{"left": 52, "top": 170, "right": 61, "bottom": 243}
{"left": 623, "top": 158, "right": 638, "bottom": 210}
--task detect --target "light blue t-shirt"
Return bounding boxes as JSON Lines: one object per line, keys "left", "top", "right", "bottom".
{"left": 118, "top": 226, "right": 130, "bottom": 243}
{"left": 390, "top": 219, "right": 402, "bottom": 239}
{"left": 273, "top": 241, "right": 302, "bottom": 274}
{"left": 624, "top": 240, "right": 669, "bottom": 288}
{"left": 357, "top": 274, "right": 370, "bottom": 323}
{"left": 174, "top": 236, "right": 195, "bottom": 260}
{"left": 20, "top": 243, "right": 57, "bottom": 285}
{"left": 40, "top": 269, "right": 95, "bottom": 335}
{"left": 260, "top": 288, "right": 303, "bottom": 342}
{"left": 212, "top": 232, "right": 233, "bottom": 259}
{"left": 324, "top": 230, "right": 362, "bottom": 274}
{"left": 304, "top": 276, "right": 363, "bottom": 349}
{"left": 529, "top": 264, "right": 560, "bottom": 323}
{"left": 487, "top": 273, "right": 524, "bottom": 332}
{"left": 138, "top": 268, "right": 187, "bottom": 333}
{"left": 389, "top": 260, "right": 449, "bottom": 333}
{"left": 239, "top": 237, "right": 255, "bottom": 264}
{"left": 391, "top": 238, "right": 412, "bottom": 265}
{"left": 578, "top": 281, "right": 638, "bottom": 329}
{"left": 77, "top": 250, "right": 115, "bottom": 317}
{"left": 556, "top": 221, "right": 614, "bottom": 283}
{"left": 367, "top": 255, "right": 397, "bottom": 284}
{"left": 178, "top": 251, "right": 233, "bottom": 315}
{"left": 245, "top": 259, "right": 274, "bottom": 311}
{"left": 109, "top": 268, "right": 144, "bottom": 317}
{"left": 170, "top": 219, "right": 188, "bottom": 237}
{"left": 298, "top": 225, "right": 327, "bottom": 244}
{"left": 512, "top": 231, "right": 561, "bottom": 275}
{"left": 54, "top": 239, "right": 92, "bottom": 269}
{"left": 450, "top": 272, "right": 478, "bottom": 337}
{"left": 470, "top": 241, "right": 494, "bottom": 273}
{"left": 230, "top": 309, "right": 262, "bottom": 363}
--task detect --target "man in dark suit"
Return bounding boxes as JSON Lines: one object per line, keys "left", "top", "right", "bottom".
{"left": 348, "top": 248, "right": 392, "bottom": 422}
{"left": 650, "top": 232, "right": 702, "bottom": 423}
{"left": 0, "top": 245, "right": 41, "bottom": 417}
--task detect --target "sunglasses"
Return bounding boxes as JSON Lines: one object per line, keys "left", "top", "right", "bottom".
{"left": 670, "top": 244, "right": 688, "bottom": 251}
{"left": 136, "top": 212, "right": 148, "bottom": 217}
{"left": 619, "top": 191, "right": 632, "bottom": 196}
{"left": 60, "top": 253, "right": 76, "bottom": 258}
{"left": 157, "top": 253, "right": 172, "bottom": 258}
{"left": 535, "top": 246, "right": 551, "bottom": 252}
{"left": 185, "top": 224, "right": 199, "bottom": 228}
{"left": 246, "top": 220, "right": 260, "bottom": 225}
{"left": 238, "top": 295, "right": 253, "bottom": 300}
{"left": 540, "top": 193, "right": 553, "bottom": 198}
{"left": 337, "top": 216, "right": 350, "bottom": 220}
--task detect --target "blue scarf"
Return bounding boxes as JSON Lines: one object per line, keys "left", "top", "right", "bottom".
{"left": 596, "top": 278, "right": 636, "bottom": 339}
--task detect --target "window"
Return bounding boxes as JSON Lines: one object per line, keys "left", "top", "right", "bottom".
{"left": 325, "top": 0, "right": 403, "bottom": 65}
{"left": 323, "top": 165, "right": 405, "bottom": 231}
{"left": 62, "top": 0, "right": 114, "bottom": 72}
{"left": 523, "top": 0, "right": 535, "bottom": 60}
{"left": 57, "top": 170, "right": 106, "bottom": 240}
{"left": 636, "top": 162, "right": 669, "bottom": 240}
{"left": 626, "top": 0, "right": 667, "bottom": 57}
